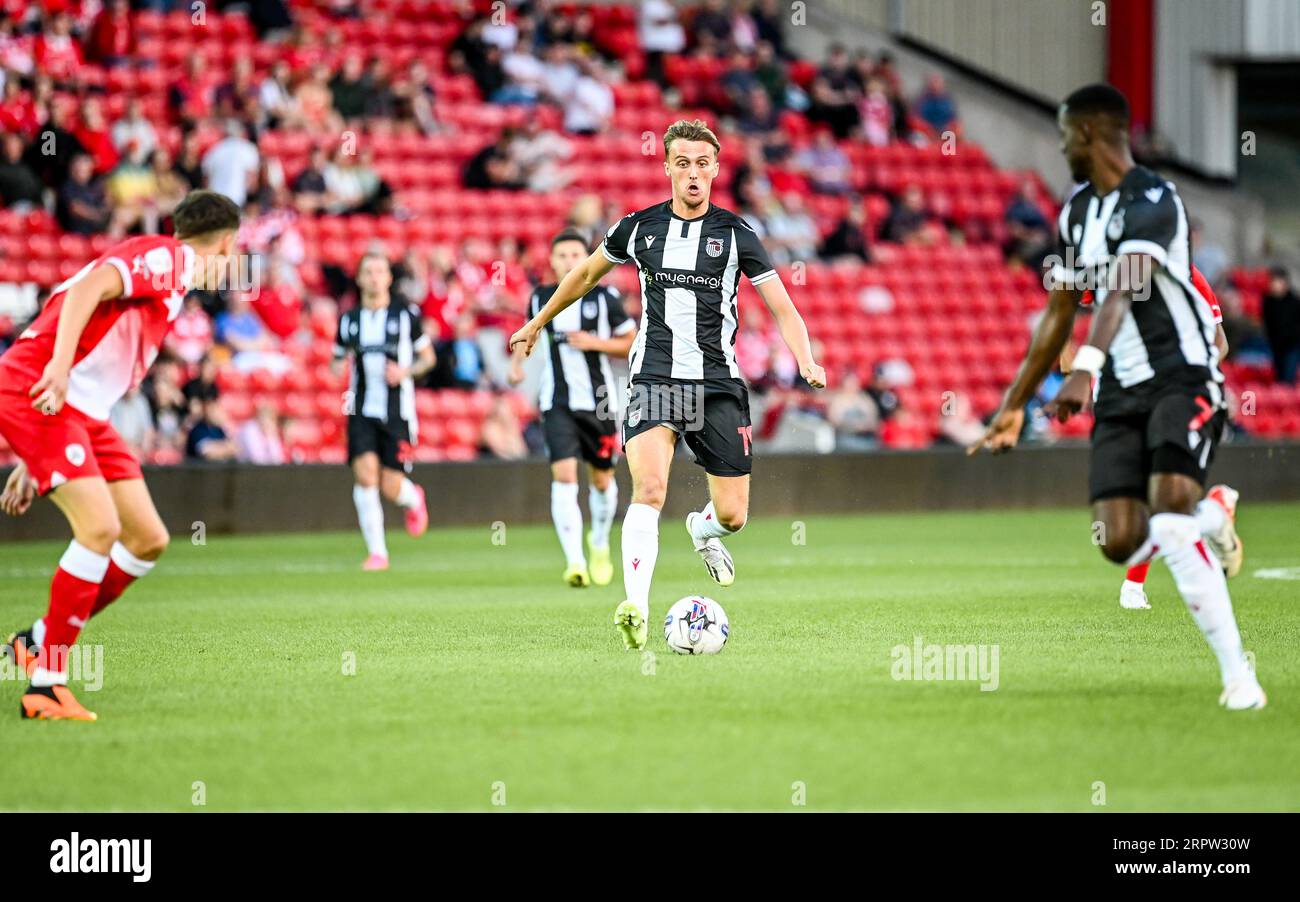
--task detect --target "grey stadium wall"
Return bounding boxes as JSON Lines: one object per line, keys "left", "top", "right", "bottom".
{"left": 1, "top": 443, "right": 1297, "bottom": 542}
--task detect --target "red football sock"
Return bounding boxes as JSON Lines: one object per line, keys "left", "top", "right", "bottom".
{"left": 1125, "top": 561, "right": 1151, "bottom": 584}
{"left": 90, "top": 543, "right": 156, "bottom": 618}
{"left": 91, "top": 561, "right": 135, "bottom": 617}
{"left": 37, "top": 541, "right": 109, "bottom": 676}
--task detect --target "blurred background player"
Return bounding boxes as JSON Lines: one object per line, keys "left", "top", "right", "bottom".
{"left": 509, "top": 120, "right": 825, "bottom": 651}
{"left": 332, "top": 252, "right": 435, "bottom": 570}
{"left": 1063, "top": 265, "right": 1244, "bottom": 610}
{"left": 0, "top": 190, "right": 241, "bottom": 721}
{"left": 508, "top": 227, "right": 636, "bottom": 587}
{"left": 972, "top": 84, "right": 1264, "bottom": 710}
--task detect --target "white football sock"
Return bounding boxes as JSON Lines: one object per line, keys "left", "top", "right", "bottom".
{"left": 689, "top": 500, "right": 741, "bottom": 548}
{"left": 621, "top": 503, "right": 660, "bottom": 620}
{"left": 30, "top": 666, "right": 67, "bottom": 688}
{"left": 1194, "top": 498, "right": 1226, "bottom": 537}
{"left": 352, "top": 485, "right": 387, "bottom": 558}
{"left": 1150, "top": 513, "right": 1251, "bottom": 687}
{"left": 588, "top": 481, "right": 618, "bottom": 548}
{"left": 31, "top": 616, "right": 46, "bottom": 648}
{"left": 394, "top": 477, "right": 422, "bottom": 509}
{"left": 551, "top": 481, "right": 586, "bottom": 566}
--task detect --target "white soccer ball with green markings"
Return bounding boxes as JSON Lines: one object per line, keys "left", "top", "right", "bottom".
{"left": 664, "top": 596, "right": 729, "bottom": 655}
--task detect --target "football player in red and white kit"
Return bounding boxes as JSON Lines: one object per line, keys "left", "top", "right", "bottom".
{"left": 1062, "top": 264, "right": 1243, "bottom": 611}
{"left": 0, "top": 190, "right": 241, "bottom": 721}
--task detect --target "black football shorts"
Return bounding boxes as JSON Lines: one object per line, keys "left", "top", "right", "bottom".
{"left": 542, "top": 405, "right": 619, "bottom": 469}
{"left": 1089, "top": 390, "right": 1226, "bottom": 503}
{"left": 622, "top": 378, "right": 753, "bottom": 477}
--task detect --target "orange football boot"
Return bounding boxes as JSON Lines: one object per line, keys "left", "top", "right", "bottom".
{"left": 20, "top": 684, "right": 98, "bottom": 721}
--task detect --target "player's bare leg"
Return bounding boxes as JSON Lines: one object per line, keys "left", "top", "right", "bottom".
{"left": 15, "top": 477, "right": 120, "bottom": 720}
{"left": 1095, "top": 498, "right": 1155, "bottom": 610}
{"left": 351, "top": 453, "right": 389, "bottom": 570}
{"left": 686, "top": 474, "right": 748, "bottom": 588}
{"left": 586, "top": 463, "right": 618, "bottom": 587}
{"left": 549, "top": 457, "right": 590, "bottom": 587}
{"left": 614, "top": 425, "right": 675, "bottom": 650}
{"left": 89, "top": 478, "right": 168, "bottom": 617}
{"left": 380, "top": 465, "right": 427, "bottom": 539}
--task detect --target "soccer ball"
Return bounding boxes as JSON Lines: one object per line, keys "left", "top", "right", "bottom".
{"left": 664, "top": 595, "right": 729, "bottom": 655}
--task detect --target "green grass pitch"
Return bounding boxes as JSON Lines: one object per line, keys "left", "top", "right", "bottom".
{"left": 2, "top": 503, "right": 1297, "bottom": 812}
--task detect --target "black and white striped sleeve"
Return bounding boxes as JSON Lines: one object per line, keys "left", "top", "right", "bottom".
{"left": 408, "top": 305, "right": 431, "bottom": 352}
{"left": 604, "top": 287, "right": 636, "bottom": 335}
{"left": 736, "top": 222, "right": 778, "bottom": 287}
{"left": 1116, "top": 185, "right": 1179, "bottom": 266}
{"left": 1049, "top": 184, "right": 1087, "bottom": 289}
{"left": 333, "top": 311, "right": 350, "bottom": 360}
{"left": 601, "top": 212, "right": 637, "bottom": 264}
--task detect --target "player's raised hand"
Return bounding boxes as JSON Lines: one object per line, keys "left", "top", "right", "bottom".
{"left": 29, "top": 361, "right": 69, "bottom": 415}
{"left": 508, "top": 323, "right": 540, "bottom": 358}
{"left": 1044, "top": 371, "right": 1091, "bottom": 423}
{"left": 967, "top": 406, "right": 1025, "bottom": 456}
{"left": 0, "top": 461, "right": 36, "bottom": 517}
{"left": 801, "top": 361, "right": 827, "bottom": 389}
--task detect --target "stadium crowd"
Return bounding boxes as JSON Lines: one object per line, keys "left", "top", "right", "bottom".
{"left": 2, "top": 0, "right": 1298, "bottom": 465}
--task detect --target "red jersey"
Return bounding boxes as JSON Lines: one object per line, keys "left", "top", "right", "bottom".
{"left": 0, "top": 235, "right": 195, "bottom": 421}
{"left": 1080, "top": 264, "right": 1222, "bottom": 323}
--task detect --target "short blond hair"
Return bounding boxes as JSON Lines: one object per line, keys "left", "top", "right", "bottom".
{"left": 663, "top": 119, "right": 721, "bottom": 160}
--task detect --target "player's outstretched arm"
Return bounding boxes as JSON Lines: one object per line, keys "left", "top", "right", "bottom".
{"left": 968, "top": 283, "right": 1080, "bottom": 455}
{"left": 756, "top": 279, "right": 826, "bottom": 389}
{"left": 565, "top": 328, "right": 636, "bottom": 358}
{"left": 509, "top": 248, "right": 617, "bottom": 357}
{"left": 1044, "top": 255, "right": 1153, "bottom": 423}
{"left": 30, "top": 263, "right": 125, "bottom": 415}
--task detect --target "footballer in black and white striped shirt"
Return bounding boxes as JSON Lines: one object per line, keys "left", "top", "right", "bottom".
{"left": 332, "top": 252, "right": 436, "bottom": 571}
{"left": 508, "top": 228, "right": 637, "bottom": 590}
{"left": 972, "top": 84, "right": 1262, "bottom": 711}
{"left": 509, "top": 119, "right": 825, "bottom": 652}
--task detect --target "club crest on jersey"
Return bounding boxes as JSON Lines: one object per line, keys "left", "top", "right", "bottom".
{"left": 65, "top": 443, "right": 86, "bottom": 467}
{"left": 582, "top": 301, "right": 598, "bottom": 318}
{"left": 706, "top": 237, "right": 724, "bottom": 258}
{"left": 1106, "top": 208, "right": 1125, "bottom": 242}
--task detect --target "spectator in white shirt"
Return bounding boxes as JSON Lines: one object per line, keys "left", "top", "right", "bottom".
{"left": 201, "top": 120, "right": 260, "bottom": 207}
{"left": 563, "top": 57, "right": 613, "bottom": 135}
{"left": 259, "top": 60, "right": 298, "bottom": 127}
{"left": 110, "top": 98, "right": 157, "bottom": 159}
{"left": 638, "top": 0, "right": 685, "bottom": 87}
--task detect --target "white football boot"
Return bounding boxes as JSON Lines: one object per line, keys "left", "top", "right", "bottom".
{"left": 1203, "top": 485, "right": 1244, "bottom": 579}
{"left": 1220, "top": 678, "right": 1268, "bottom": 711}
{"left": 686, "top": 512, "right": 735, "bottom": 587}
{"left": 1119, "top": 579, "right": 1151, "bottom": 610}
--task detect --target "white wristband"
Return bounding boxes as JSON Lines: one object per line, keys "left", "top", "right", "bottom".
{"left": 1071, "top": 344, "right": 1106, "bottom": 377}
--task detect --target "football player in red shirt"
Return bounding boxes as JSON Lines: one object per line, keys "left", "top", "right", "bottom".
{"left": 0, "top": 190, "right": 241, "bottom": 720}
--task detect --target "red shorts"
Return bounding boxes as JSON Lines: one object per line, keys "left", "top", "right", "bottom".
{"left": 0, "top": 386, "right": 142, "bottom": 495}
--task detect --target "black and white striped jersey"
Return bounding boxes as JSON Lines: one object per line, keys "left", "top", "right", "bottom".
{"left": 1052, "top": 165, "right": 1224, "bottom": 417}
{"left": 529, "top": 283, "right": 634, "bottom": 413}
{"left": 601, "top": 201, "right": 778, "bottom": 383}
{"left": 333, "top": 301, "right": 430, "bottom": 432}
